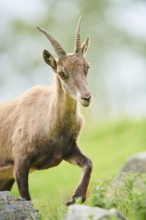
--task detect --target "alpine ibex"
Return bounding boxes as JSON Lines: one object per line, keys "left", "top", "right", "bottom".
{"left": 0, "top": 17, "right": 92, "bottom": 205}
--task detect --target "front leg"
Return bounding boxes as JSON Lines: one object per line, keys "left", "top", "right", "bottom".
{"left": 14, "top": 157, "right": 31, "bottom": 201}
{"left": 64, "top": 143, "right": 93, "bottom": 206}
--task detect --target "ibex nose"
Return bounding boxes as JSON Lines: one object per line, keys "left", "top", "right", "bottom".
{"left": 80, "top": 93, "right": 92, "bottom": 107}
{"left": 81, "top": 95, "right": 91, "bottom": 103}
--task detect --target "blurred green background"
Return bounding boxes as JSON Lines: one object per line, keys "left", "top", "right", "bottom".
{"left": 0, "top": 0, "right": 146, "bottom": 217}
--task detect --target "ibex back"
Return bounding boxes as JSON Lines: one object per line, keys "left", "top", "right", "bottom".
{"left": 0, "top": 17, "right": 93, "bottom": 205}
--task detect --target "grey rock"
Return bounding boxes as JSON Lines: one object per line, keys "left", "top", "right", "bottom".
{"left": 106, "top": 152, "right": 146, "bottom": 210}
{"left": 65, "top": 205, "right": 126, "bottom": 220}
{"left": 0, "top": 191, "right": 39, "bottom": 220}
{"left": 117, "top": 152, "right": 146, "bottom": 180}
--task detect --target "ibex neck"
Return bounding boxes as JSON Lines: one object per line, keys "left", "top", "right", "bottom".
{"left": 54, "top": 76, "right": 78, "bottom": 115}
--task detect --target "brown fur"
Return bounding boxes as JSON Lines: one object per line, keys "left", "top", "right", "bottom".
{"left": 0, "top": 24, "right": 92, "bottom": 205}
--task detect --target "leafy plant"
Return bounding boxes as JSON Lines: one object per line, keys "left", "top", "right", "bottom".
{"left": 89, "top": 174, "right": 146, "bottom": 220}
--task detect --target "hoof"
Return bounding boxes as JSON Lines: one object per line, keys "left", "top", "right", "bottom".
{"left": 66, "top": 198, "right": 75, "bottom": 206}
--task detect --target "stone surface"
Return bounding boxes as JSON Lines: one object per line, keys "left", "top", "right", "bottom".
{"left": 65, "top": 205, "right": 126, "bottom": 220}
{"left": 0, "top": 191, "right": 39, "bottom": 220}
{"left": 117, "top": 152, "right": 146, "bottom": 180}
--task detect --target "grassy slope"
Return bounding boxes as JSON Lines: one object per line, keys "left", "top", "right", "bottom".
{"left": 12, "top": 119, "right": 146, "bottom": 217}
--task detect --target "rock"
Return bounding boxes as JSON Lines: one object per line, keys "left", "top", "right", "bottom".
{"left": 117, "top": 152, "right": 146, "bottom": 180}
{"left": 105, "top": 152, "right": 146, "bottom": 215}
{"left": 0, "top": 191, "right": 39, "bottom": 220}
{"left": 65, "top": 204, "right": 126, "bottom": 220}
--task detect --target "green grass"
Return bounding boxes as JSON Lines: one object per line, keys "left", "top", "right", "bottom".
{"left": 12, "top": 118, "right": 146, "bottom": 219}
{"left": 89, "top": 173, "right": 146, "bottom": 220}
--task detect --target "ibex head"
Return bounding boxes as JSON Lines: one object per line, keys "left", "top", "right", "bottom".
{"left": 37, "top": 17, "right": 92, "bottom": 107}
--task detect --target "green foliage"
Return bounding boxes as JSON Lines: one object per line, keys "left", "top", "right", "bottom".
{"left": 89, "top": 173, "right": 146, "bottom": 220}
{"left": 75, "top": 197, "right": 83, "bottom": 205}
{"left": 38, "top": 203, "right": 66, "bottom": 220}
{"left": 132, "top": 177, "right": 146, "bottom": 220}
{"left": 108, "top": 216, "right": 120, "bottom": 220}
{"left": 89, "top": 179, "right": 109, "bottom": 208}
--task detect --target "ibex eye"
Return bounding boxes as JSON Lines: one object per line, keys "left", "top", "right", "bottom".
{"left": 58, "top": 71, "right": 67, "bottom": 80}
{"left": 85, "top": 66, "right": 89, "bottom": 76}
{"left": 86, "top": 65, "right": 90, "bottom": 70}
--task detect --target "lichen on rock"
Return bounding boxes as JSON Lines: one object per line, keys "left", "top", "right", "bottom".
{"left": 0, "top": 191, "right": 39, "bottom": 220}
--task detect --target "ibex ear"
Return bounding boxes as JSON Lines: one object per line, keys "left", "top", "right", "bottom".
{"left": 81, "top": 36, "right": 90, "bottom": 55}
{"left": 43, "top": 50, "right": 57, "bottom": 72}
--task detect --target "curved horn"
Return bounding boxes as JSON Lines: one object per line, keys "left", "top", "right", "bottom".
{"left": 75, "top": 16, "right": 82, "bottom": 53}
{"left": 37, "top": 26, "right": 66, "bottom": 57}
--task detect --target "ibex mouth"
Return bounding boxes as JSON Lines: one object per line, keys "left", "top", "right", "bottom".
{"left": 79, "top": 97, "right": 92, "bottom": 107}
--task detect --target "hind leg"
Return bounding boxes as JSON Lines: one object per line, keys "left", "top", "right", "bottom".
{"left": 0, "top": 179, "right": 15, "bottom": 191}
